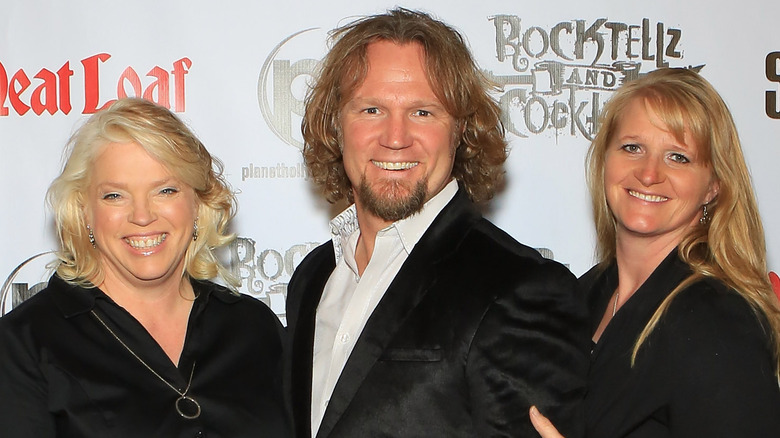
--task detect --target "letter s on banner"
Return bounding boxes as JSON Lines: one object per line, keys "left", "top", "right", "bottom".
{"left": 767, "top": 51, "right": 780, "bottom": 119}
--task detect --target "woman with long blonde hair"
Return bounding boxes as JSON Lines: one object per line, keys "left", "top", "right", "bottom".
{"left": 532, "top": 68, "right": 780, "bottom": 436}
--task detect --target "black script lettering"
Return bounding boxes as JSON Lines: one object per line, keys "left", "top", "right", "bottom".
{"left": 767, "top": 52, "right": 780, "bottom": 119}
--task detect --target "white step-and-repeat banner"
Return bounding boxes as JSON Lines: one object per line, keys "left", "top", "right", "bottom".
{"left": 2, "top": 0, "right": 778, "bottom": 322}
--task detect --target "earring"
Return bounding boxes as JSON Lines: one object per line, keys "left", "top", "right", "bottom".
{"left": 192, "top": 219, "right": 199, "bottom": 241}
{"left": 700, "top": 204, "right": 710, "bottom": 225}
{"left": 87, "top": 225, "right": 97, "bottom": 248}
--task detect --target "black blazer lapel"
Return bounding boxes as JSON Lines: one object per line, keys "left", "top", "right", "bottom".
{"left": 287, "top": 243, "right": 336, "bottom": 438}
{"left": 317, "top": 189, "right": 481, "bottom": 437}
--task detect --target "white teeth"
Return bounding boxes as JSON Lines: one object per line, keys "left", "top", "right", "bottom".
{"left": 371, "top": 160, "right": 418, "bottom": 170}
{"left": 126, "top": 234, "right": 167, "bottom": 249}
{"left": 629, "top": 190, "right": 668, "bottom": 203}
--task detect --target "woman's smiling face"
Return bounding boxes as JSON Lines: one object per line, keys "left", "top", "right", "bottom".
{"left": 604, "top": 97, "right": 719, "bottom": 245}
{"left": 84, "top": 141, "right": 198, "bottom": 289}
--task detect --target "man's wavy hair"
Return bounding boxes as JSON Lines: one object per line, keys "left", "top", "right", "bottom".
{"left": 47, "top": 98, "right": 238, "bottom": 288}
{"left": 302, "top": 8, "right": 507, "bottom": 204}
{"left": 587, "top": 68, "right": 780, "bottom": 382}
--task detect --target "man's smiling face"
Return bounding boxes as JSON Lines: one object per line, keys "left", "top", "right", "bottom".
{"left": 340, "top": 40, "right": 458, "bottom": 224}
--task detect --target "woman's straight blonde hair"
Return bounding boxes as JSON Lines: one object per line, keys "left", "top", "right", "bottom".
{"left": 587, "top": 68, "right": 780, "bottom": 382}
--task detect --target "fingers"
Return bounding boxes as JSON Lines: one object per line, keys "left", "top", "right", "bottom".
{"left": 529, "top": 406, "right": 565, "bottom": 438}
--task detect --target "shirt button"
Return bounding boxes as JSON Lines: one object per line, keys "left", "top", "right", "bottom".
{"left": 195, "top": 431, "right": 204, "bottom": 438}
{"left": 340, "top": 333, "right": 350, "bottom": 344}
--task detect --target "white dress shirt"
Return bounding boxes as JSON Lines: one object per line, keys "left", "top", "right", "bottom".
{"left": 310, "top": 179, "right": 459, "bottom": 436}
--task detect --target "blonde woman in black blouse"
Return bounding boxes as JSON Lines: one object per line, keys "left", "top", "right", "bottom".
{"left": 0, "top": 98, "right": 289, "bottom": 437}
{"left": 532, "top": 68, "right": 780, "bottom": 437}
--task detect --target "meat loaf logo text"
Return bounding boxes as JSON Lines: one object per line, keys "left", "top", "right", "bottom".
{"left": 0, "top": 54, "right": 191, "bottom": 116}
{"left": 489, "top": 16, "right": 691, "bottom": 140}
{"left": 767, "top": 52, "right": 780, "bottom": 119}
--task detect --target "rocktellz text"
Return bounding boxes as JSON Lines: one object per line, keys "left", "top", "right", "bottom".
{"left": 489, "top": 16, "right": 685, "bottom": 139}
{"left": 0, "top": 54, "right": 191, "bottom": 116}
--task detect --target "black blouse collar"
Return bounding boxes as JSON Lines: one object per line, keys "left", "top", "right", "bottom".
{"left": 585, "top": 249, "right": 692, "bottom": 355}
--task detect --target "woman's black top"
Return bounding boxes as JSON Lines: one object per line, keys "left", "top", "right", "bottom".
{"left": 0, "top": 274, "right": 289, "bottom": 437}
{"left": 584, "top": 250, "right": 780, "bottom": 437}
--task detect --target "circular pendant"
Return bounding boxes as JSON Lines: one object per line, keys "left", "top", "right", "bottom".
{"left": 176, "top": 395, "right": 201, "bottom": 419}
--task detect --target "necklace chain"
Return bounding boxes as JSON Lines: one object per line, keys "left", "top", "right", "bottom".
{"left": 612, "top": 291, "right": 620, "bottom": 317}
{"left": 90, "top": 309, "right": 201, "bottom": 419}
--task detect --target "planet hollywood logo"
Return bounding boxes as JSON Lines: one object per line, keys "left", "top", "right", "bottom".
{"left": 257, "top": 28, "right": 327, "bottom": 150}
{"left": 488, "top": 15, "right": 698, "bottom": 140}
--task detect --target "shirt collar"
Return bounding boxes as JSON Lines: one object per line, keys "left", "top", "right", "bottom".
{"left": 48, "top": 274, "right": 98, "bottom": 318}
{"left": 329, "top": 179, "right": 459, "bottom": 264}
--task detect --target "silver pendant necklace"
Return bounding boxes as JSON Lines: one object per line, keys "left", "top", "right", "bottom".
{"left": 90, "top": 310, "right": 201, "bottom": 419}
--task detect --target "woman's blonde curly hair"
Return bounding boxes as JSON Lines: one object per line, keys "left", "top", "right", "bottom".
{"left": 47, "top": 98, "right": 237, "bottom": 287}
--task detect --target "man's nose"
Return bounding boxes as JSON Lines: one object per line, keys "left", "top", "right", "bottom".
{"left": 380, "top": 114, "right": 413, "bottom": 149}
